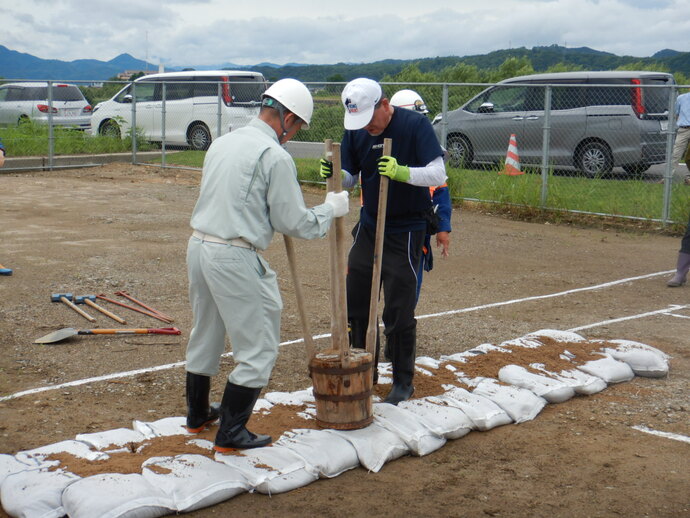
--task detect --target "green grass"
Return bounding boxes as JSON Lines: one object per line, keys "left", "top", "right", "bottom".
{"left": 0, "top": 121, "right": 154, "bottom": 156}
{"left": 4, "top": 127, "right": 686, "bottom": 229}
{"left": 447, "top": 165, "right": 690, "bottom": 224}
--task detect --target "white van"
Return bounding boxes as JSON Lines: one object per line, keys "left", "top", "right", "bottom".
{"left": 90, "top": 70, "right": 267, "bottom": 150}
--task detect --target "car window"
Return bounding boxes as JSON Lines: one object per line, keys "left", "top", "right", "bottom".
{"left": 0, "top": 88, "right": 7, "bottom": 102}
{"left": 641, "top": 78, "right": 671, "bottom": 114}
{"left": 165, "top": 79, "right": 194, "bottom": 101}
{"left": 227, "top": 78, "right": 265, "bottom": 103}
{"left": 52, "top": 86, "right": 85, "bottom": 102}
{"left": 466, "top": 85, "right": 527, "bottom": 113}
{"left": 551, "top": 86, "right": 586, "bottom": 110}
{"left": 133, "top": 82, "right": 156, "bottom": 102}
{"left": 5, "top": 87, "right": 23, "bottom": 101}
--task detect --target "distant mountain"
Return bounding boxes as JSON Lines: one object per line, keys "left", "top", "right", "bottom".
{"left": 1, "top": 44, "right": 689, "bottom": 83}
{"left": 0, "top": 45, "right": 158, "bottom": 81}
{"left": 653, "top": 49, "right": 682, "bottom": 59}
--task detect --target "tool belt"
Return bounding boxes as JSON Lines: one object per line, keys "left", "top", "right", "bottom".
{"left": 192, "top": 230, "right": 256, "bottom": 251}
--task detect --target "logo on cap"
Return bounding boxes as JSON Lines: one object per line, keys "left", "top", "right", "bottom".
{"left": 345, "top": 98, "right": 359, "bottom": 114}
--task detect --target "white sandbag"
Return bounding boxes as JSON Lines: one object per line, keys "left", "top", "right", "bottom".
{"left": 61, "top": 473, "right": 175, "bottom": 518}
{"left": 577, "top": 353, "right": 635, "bottom": 383}
{"left": 440, "top": 387, "right": 513, "bottom": 431}
{"left": 398, "top": 397, "right": 474, "bottom": 440}
{"left": 472, "top": 379, "right": 546, "bottom": 423}
{"left": 275, "top": 429, "right": 360, "bottom": 478}
{"left": 214, "top": 445, "right": 318, "bottom": 495}
{"left": 326, "top": 423, "right": 410, "bottom": 473}
{"left": 142, "top": 454, "right": 249, "bottom": 513}
{"left": 264, "top": 389, "right": 314, "bottom": 406}
{"left": 526, "top": 329, "right": 586, "bottom": 343}
{"left": 602, "top": 340, "right": 670, "bottom": 378}
{"left": 1, "top": 468, "right": 79, "bottom": 518}
{"left": 498, "top": 365, "right": 575, "bottom": 403}
{"left": 15, "top": 440, "right": 107, "bottom": 467}
{"left": 132, "top": 417, "right": 188, "bottom": 439}
{"left": 0, "top": 455, "right": 37, "bottom": 487}
{"left": 75, "top": 428, "right": 146, "bottom": 450}
{"left": 531, "top": 364, "right": 607, "bottom": 395}
{"left": 373, "top": 403, "right": 446, "bottom": 456}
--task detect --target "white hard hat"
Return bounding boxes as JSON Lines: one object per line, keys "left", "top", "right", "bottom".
{"left": 262, "top": 78, "right": 314, "bottom": 128}
{"left": 390, "top": 89, "right": 428, "bottom": 114}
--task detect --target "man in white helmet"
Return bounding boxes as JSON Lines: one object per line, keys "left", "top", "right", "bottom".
{"left": 390, "top": 89, "right": 452, "bottom": 306}
{"left": 184, "top": 78, "right": 349, "bottom": 451}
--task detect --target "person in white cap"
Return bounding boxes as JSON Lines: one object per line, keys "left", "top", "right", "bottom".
{"left": 390, "top": 89, "right": 452, "bottom": 305}
{"left": 320, "top": 78, "right": 447, "bottom": 405}
{"left": 185, "top": 78, "right": 349, "bottom": 451}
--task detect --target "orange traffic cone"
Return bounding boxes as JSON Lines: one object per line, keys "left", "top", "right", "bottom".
{"left": 501, "top": 133, "right": 523, "bottom": 175}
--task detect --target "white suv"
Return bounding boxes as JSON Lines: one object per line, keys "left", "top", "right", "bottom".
{"left": 0, "top": 82, "right": 92, "bottom": 130}
{"left": 90, "top": 70, "right": 267, "bottom": 150}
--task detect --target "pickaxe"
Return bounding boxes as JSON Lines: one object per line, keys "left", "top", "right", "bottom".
{"left": 114, "top": 291, "right": 174, "bottom": 322}
{"left": 95, "top": 294, "right": 174, "bottom": 324}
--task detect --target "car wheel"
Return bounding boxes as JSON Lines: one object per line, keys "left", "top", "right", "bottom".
{"left": 622, "top": 162, "right": 651, "bottom": 177}
{"left": 188, "top": 123, "right": 211, "bottom": 151}
{"left": 576, "top": 141, "right": 613, "bottom": 177}
{"left": 446, "top": 134, "right": 473, "bottom": 168}
{"left": 99, "top": 120, "right": 121, "bottom": 138}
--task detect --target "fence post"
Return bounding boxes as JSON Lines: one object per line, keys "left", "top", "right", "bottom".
{"left": 161, "top": 82, "right": 167, "bottom": 168}
{"left": 217, "top": 82, "right": 222, "bottom": 139}
{"left": 540, "top": 85, "right": 552, "bottom": 207}
{"left": 662, "top": 85, "right": 678, "bottom": 224}
{"left": 441, "top": 84, "right": 449, "bottom": 148}
{"left": 131, "top": 82, "right": 137, "bottom": 164}
{"left": 47, "top": 80, "right": 54, "bottom": 170}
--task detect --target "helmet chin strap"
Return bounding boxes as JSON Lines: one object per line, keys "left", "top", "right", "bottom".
{"left": 262, "top": 96, "right": 295, "bottom": 143}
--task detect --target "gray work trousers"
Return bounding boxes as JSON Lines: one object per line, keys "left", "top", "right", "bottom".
{"left": 185, "top": 236, "right": 281, "bottom": 387}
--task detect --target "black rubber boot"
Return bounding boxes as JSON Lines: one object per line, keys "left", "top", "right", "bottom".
{"left": 214, "top": 381, "right": 271, "bottom": 452}
{"left": 185, "top": 372, "right": 220, "bottom": 433}
{"left": 349, "top": 319, "right": 380, "bottom": 384}
{"left": 384, "top": 331, "right": 416, "bottom": 405}
{"left": 667, "top": 252, "right": 690, "bottom": 287}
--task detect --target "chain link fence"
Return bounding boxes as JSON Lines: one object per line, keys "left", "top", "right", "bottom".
{"left": 1, "top": 78, "right": 689, "bottom": 225}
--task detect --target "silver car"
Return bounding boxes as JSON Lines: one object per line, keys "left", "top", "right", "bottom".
{"left": 433, "top": 71, "right": 675, "bottom": 176}
{"left": 0, "top": 82, "right": 92, "bottom": 130}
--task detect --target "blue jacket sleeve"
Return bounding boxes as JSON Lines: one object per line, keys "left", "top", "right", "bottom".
{"left": 432, "top": 185, "right": 452, "bottom": 233}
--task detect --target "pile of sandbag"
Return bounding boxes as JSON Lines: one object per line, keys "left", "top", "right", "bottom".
{"left": 0, "top": 330, "right": 670, "bottom": 518}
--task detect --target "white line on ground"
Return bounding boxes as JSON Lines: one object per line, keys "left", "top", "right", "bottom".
{"left": 568, "top": 304, "right": 689, "bottom": 332}
{"left": 0, "top": 270, "right": 678, "bottom": 403}
{"left": 631, "top": 425, "right": 690, "bottom": 444}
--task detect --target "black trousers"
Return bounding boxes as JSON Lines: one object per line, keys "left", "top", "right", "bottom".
{"left": 681, "top": 212, "right": 690, "bottom": 254}
{"left": 346, "top": 222, "right": 425, "bottom": 336}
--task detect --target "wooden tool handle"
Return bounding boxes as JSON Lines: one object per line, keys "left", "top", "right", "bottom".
{"left": 84, "top": 298, "right": 127, "bottom": 324}
{"left": 365, "top": 138, "right": 392, "bottom": 355}
{"left": 283, "top": 234, "right": 316, "bottom": 362}
{"left": 62, "top": 296, "right": 96, "bottom": 323}
{"left": 331, "top": 143, "right": 349, "bottom": 363}
{"left": 325, "top": 139, "right": 348, "bottom": 360}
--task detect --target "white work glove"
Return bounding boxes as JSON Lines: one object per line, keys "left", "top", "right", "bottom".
{"left": 324, "top": 190, "right": 349, "bottom": 218}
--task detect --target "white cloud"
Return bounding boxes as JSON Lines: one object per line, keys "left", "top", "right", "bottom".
{"left": 0, "top": 0, "right": 688, "bottom": 66}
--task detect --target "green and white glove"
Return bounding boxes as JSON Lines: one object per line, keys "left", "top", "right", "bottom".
{"left": 377, "top": 155, "right": 410, "bottom": 183}
{"left": 319, "top": 158, "right": 333, "bottom": 179}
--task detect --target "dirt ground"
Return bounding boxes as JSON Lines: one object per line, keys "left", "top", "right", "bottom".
{"left": 0, "top": 163, "right": 688, "bottom": 518}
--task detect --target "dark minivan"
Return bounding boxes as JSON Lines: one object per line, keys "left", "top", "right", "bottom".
{"left": 433, "top": 71, "right": 675, "bottom": 176}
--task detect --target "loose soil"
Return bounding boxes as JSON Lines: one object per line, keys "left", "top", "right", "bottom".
{"left": 0, "top": 163, "right": 688, "bottom": 517}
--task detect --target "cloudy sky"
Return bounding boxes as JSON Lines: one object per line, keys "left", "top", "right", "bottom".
{"left": 1, "top": 0, "right": 688, "bottom": 67}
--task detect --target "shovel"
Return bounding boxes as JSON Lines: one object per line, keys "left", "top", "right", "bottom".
{"left": 34, "top": 327, "right": 181, "bottom": 344}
